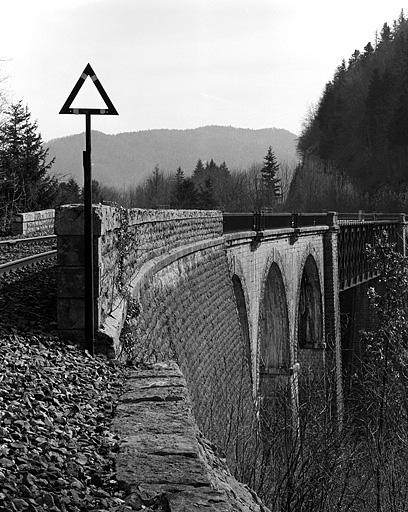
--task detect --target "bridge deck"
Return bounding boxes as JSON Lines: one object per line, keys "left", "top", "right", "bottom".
{"left": 223, "top": 211, "right": 406, "bottom": 291}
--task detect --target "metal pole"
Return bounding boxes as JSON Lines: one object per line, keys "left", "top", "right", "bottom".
{"left": 83, "top": 113, "right": 94, "bottom": 355}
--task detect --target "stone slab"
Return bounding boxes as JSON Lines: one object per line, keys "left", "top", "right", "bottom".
{"left": 116, "top": 449, "right": 210, "bottom": 486}
{"left": 113, "top": 401, "right": 196, "bottom": 436}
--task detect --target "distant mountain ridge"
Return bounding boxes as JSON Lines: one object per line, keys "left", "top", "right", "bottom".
{"left": 46, "top": 125, "right": 298, "bottom": 187}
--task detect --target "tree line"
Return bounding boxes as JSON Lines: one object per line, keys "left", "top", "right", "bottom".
{"left": 91, "top": 147, "right": 285, "bottom": 212}
{"left": 0, "top": 101, "right": 287, "bottom": 233}
{"left": 0, "top": 99, "right": 286, "bottom": 234}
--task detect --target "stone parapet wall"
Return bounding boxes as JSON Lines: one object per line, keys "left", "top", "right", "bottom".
{"left": 55, "top": 204, "right": 223, "bottom": 344}
{"left": 113, "top": 361, "right": 268, "bottom": 512}
{"left": 99, "top": 208, "right": 222, "bottom": 329}
{"left": 11, "top": 209, "right": 55, "bottom": 235}
{"left": 121, "top": 243, "right": 256, "bottom": 476}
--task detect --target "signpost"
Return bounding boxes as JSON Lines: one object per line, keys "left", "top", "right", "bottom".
{"left": 60, "top": 64, "right": 118, "bottom": 355}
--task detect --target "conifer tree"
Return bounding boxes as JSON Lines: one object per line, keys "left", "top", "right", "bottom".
{"left": 0, "top": 101, "right": 57, "bottom": 229}
{"left": 380, "top": 22, "right": 392, "bottom": 43}
{"left": 171, "top": 167, "right": 185, "bottom": 207}
{"left": 197, "top": 178, "right": 216, "bottom": 209}
{"left": 261, "top": 146, "right": 281, "bottom": 206}
{"left": 145, "top": 165, "right": 166, "bottom": 208}
{"left": 178, "top": 179, "right": 198, "bottom": 209}
{"left": 193, "top": 159, "right": 205, "bottom": 179}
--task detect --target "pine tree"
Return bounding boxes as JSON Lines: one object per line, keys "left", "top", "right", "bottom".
{"left": 193, "top": 159, "right": 205, "bottom": 179}
{"left": 261, "top": 146, "right": 281, "bottom": 207}
{"left": 171, "top": 167, "right": 185, "bottom": 207}
{"left": 380, "top": 23, "right": 392, "bottom": 44}
{"left": 0, "top": 101, "right": 57, "bottom": 229}
{"left": 178, "top": 179, "right": 198, "bottom": 209}
{"left": 175, "top": 166, "right": 184, "bottom": 186}
{"left": 197, "top": 178, "right": 216, "bottom": 209}
{"left": 363, "top": 42, "right": 374, "bottom": 59}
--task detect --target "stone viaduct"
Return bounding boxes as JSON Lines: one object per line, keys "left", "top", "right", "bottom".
{"left": 55, "top": 205, "right": 406, "bottom": 506}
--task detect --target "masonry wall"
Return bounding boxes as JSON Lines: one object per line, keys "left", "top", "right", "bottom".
{"left": 11, "top": 209, "right": 55, "bottom": 235}
{"left": 121, "top": 243, "right": 256, "bottom": 478}
{"left": 225, "top": 227, "right": 328, "bottom": 398}
{"left": 98, "top": 207, "right": 222, "bottom": 326}
{"left": 55, "top": 205, "right": 222, "bottom": 343}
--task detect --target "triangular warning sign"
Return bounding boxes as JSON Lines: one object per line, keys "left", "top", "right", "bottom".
{"left": 60, "top": 63, "right": 118, "bottom": 115}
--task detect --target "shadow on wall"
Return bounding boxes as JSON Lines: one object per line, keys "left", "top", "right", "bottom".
{"left": 232, "top": 274, "right": 252, "bottom": 384}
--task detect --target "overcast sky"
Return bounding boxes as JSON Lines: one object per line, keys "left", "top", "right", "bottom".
{"left": 0, "top": 0, "right": 406, "bottom": 141}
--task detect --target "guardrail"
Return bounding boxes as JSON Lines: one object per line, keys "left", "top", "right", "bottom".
{"left": 223, "top": 211, "right": 405, "bottom": 233}
{"left": 223, "top": 212, "right": 330, "bottom": 232}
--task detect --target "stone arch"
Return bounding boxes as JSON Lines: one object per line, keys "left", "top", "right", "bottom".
{"left": 258, "top": 261, "right": 291, "bottom": 459}
{"left": 297, "top": 254, "right": 323, "bottom": 349}
{"left": 258, "top": 261, "right": 290, "bottom": 374}
{"left": 232, "top": 274, "right": 252, "bottom": 383}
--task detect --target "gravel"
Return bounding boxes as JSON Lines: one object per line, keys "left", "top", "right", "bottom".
{"left": 0, "top": 239, "right": 56, "bottom": 265}
{"left": 0, "top": 264, "right": 132, "bottom": 512}
{"left": 0, "top": 263, "right": 57, "bottom": 336}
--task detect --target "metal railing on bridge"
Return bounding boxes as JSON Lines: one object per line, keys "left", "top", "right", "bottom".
{"left": 337, "top": 212, "right": 403, "bottom": 224}
{"left": 338, "top": 214, "right": 404, "bottom": 290}
{"left": 223, "top": 211, "right": 405, "bottom": 232}
{"left": 222, "top": 211, "right": 329, "bottom": 233}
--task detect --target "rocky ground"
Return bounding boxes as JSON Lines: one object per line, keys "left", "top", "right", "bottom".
{"left": 0, "top": 263, "right": 132, "bottom": 511}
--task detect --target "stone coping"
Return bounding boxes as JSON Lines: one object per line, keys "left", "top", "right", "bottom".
{"left": 112, "top": 361, "right": 269, "bottom": 511}
{"left": 13, "top": 209, "right": 55, "bottom": 222}
{"left": 56, "top": 204, "right": 223, "bottom": 236}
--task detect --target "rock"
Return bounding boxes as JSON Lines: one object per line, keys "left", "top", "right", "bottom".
{"left": 43, "top": 492, "right": 55, "bottom": 507}
{"left": 12, "top": 498, "right": 30, "bottom": 510}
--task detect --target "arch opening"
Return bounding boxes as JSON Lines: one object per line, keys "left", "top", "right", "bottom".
{"left": 297, "top": 255, "right": 323, "bottom": 349}
{"left": 259, "top": 262, "right": 290, "bottom": 374}
{"left": 258, "top": 262, "right": 291, "bottom": 461}
{"left": 232, "top": 274, "right": 252, "bottom": 383}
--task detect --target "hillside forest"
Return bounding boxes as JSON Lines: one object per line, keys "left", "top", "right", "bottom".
{"left": 289, "top": 10, "right": 408, "bottom": 212}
